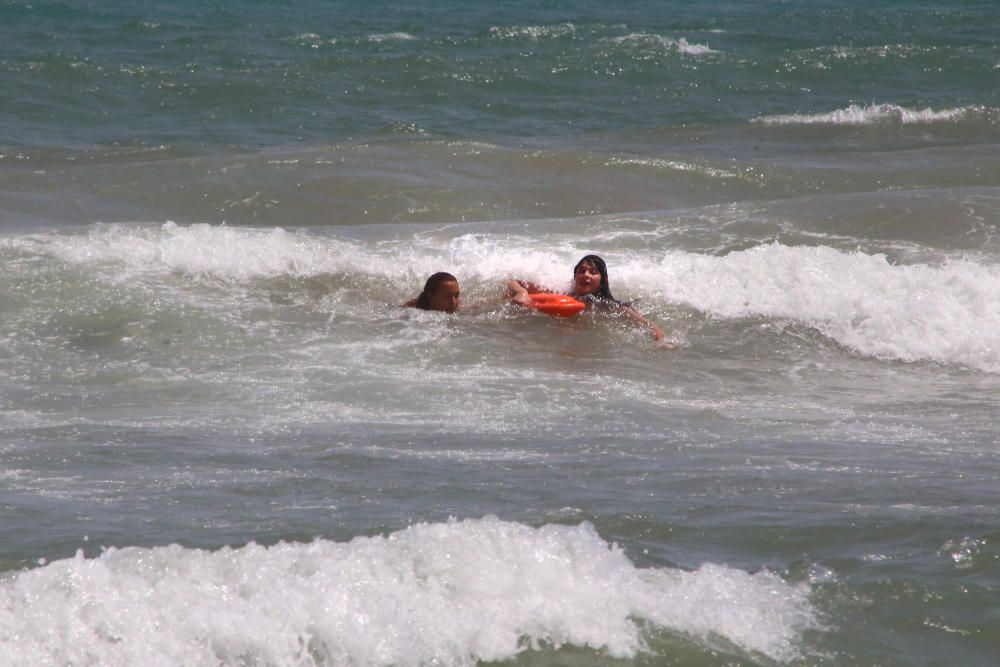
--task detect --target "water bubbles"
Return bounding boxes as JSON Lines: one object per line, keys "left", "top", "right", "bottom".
{"left": 938, "top": 536, "right": 985, "bottom": 569}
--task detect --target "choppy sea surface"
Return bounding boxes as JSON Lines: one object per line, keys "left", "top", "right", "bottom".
{"left": 2, "top": 1, "right": 999, "bottom": 665}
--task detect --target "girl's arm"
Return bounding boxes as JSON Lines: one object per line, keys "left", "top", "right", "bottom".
{"left": 621, "top": 305, "right": 664, "bottom": 341}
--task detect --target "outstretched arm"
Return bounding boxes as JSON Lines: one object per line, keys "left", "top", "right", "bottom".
{"left": 505, "top": 280, "right": 534, "bottom": 307}
{"left": 621, "top": 305, "right": 664, "bottom": 341}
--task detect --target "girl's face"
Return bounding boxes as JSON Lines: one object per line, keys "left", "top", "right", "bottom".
{"left": 429, "top": 280, "right": 461, "bottom": 313}
{"left": 573, "top": 261, "right": 602, "bottom": 296}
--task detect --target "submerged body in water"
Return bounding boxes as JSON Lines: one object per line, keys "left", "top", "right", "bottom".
{"left": 404, "top": 272, "right": 463, "bottom": 313}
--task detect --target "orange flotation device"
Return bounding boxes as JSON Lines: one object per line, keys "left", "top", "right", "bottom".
{"left": 529, "top": 293, "right": 586, "bottom": 317}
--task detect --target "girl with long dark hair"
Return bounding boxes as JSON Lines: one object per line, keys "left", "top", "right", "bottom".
{"left": 507, "top": 255, "right": 664, "bottom": 340}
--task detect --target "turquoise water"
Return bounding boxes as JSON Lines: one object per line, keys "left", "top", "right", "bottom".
{"left": 2, "top": 2, "right": 999, "bottom": 665}
{"left": 4, "top": 0, "right": 998, "bottom": 145}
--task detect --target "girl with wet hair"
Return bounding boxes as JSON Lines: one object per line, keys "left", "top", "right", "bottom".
{"left": 569, "top": 254, "right": 616, "bottom": 302}
{"left": 507, "top": 254, "right": 665, "bottom": 341}
{"left": 403, "top": 272, "right": 462, "bottom": 313}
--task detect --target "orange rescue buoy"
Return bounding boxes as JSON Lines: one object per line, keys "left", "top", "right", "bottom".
{"left": 529, "top": 293, "right": 586, "bottom": 317}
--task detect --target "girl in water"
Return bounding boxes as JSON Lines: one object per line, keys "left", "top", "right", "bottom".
{"left": 403, "top": 272, "right": 462, "bottom": 313}
{"left": 507, "top": 255, "right": 665, "bottom": 341}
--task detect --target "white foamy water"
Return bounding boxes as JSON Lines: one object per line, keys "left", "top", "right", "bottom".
{"left": 367, "top": 32, "right": 417, "bottom": 43}
{"left": 43, "top": 222, "right": 375, "bottom": 282}
{"left": 609, "top": 33, "right": 717, "bottom": 55}
{"left": 754, "top": 103, "right": 989, "bottom": 126}
{"left": 35, "top": 223, "right": 1000, "bottom": 373}
{"left": 629, "top": 244, "right": 1000, "bottom": 372}
{"left": 0, "top": 518, "right": 816, "bottom": 667}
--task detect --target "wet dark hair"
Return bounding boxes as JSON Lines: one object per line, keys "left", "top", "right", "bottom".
{"left": 415, "top": 272, "right": 458, "bottom": 310}
{"left": 573, "top": 255, "right": 620, "bottom": 304}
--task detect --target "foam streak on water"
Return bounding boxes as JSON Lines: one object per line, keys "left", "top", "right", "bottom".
{"left": 754, "top": 103, "right": 995, "bottom": 126}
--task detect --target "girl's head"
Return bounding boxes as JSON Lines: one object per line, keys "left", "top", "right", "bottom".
{"left": 572, "top": 255, "right": 615, "bottom": 301}
{"left": 415, "top": 272, "right": 461, "bottom": 313}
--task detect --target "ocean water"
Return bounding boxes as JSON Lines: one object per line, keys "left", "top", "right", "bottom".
{"left": 2, "top": 1, "right": 999, "bottom": 665}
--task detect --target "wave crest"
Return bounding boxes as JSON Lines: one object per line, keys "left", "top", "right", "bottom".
{"left": 0, "top": 518, "right": 816, "bottom": 666}
{"left": 610, "top": 33, "right": 716, "bottom": 55}
{"left": 754, "top": 103, "right": 996, "bottom": 126}
{"left": 641, "top": 244, "right": 1000, "bottom": 372}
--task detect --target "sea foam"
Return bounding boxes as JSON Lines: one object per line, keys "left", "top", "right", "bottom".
{"left": 367, "top": 32, "right": 417, "bottom": 43}
{"left": 628, "top": 244, "right": 1000, "bottom": 372}
{"left": 754, "top": 103, "right": 993, "bottom": 126}
{"left": 610, "top": 33, "right": 717, "bottom": 55}
{"left": 0, "top": 518, "right": 816, "bottom": 666}
{"left": 37, "top": 224, "right": 1000, "bottom": 372}
{"left": 45, "top": 222, "right": 382, "bottom": 283}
